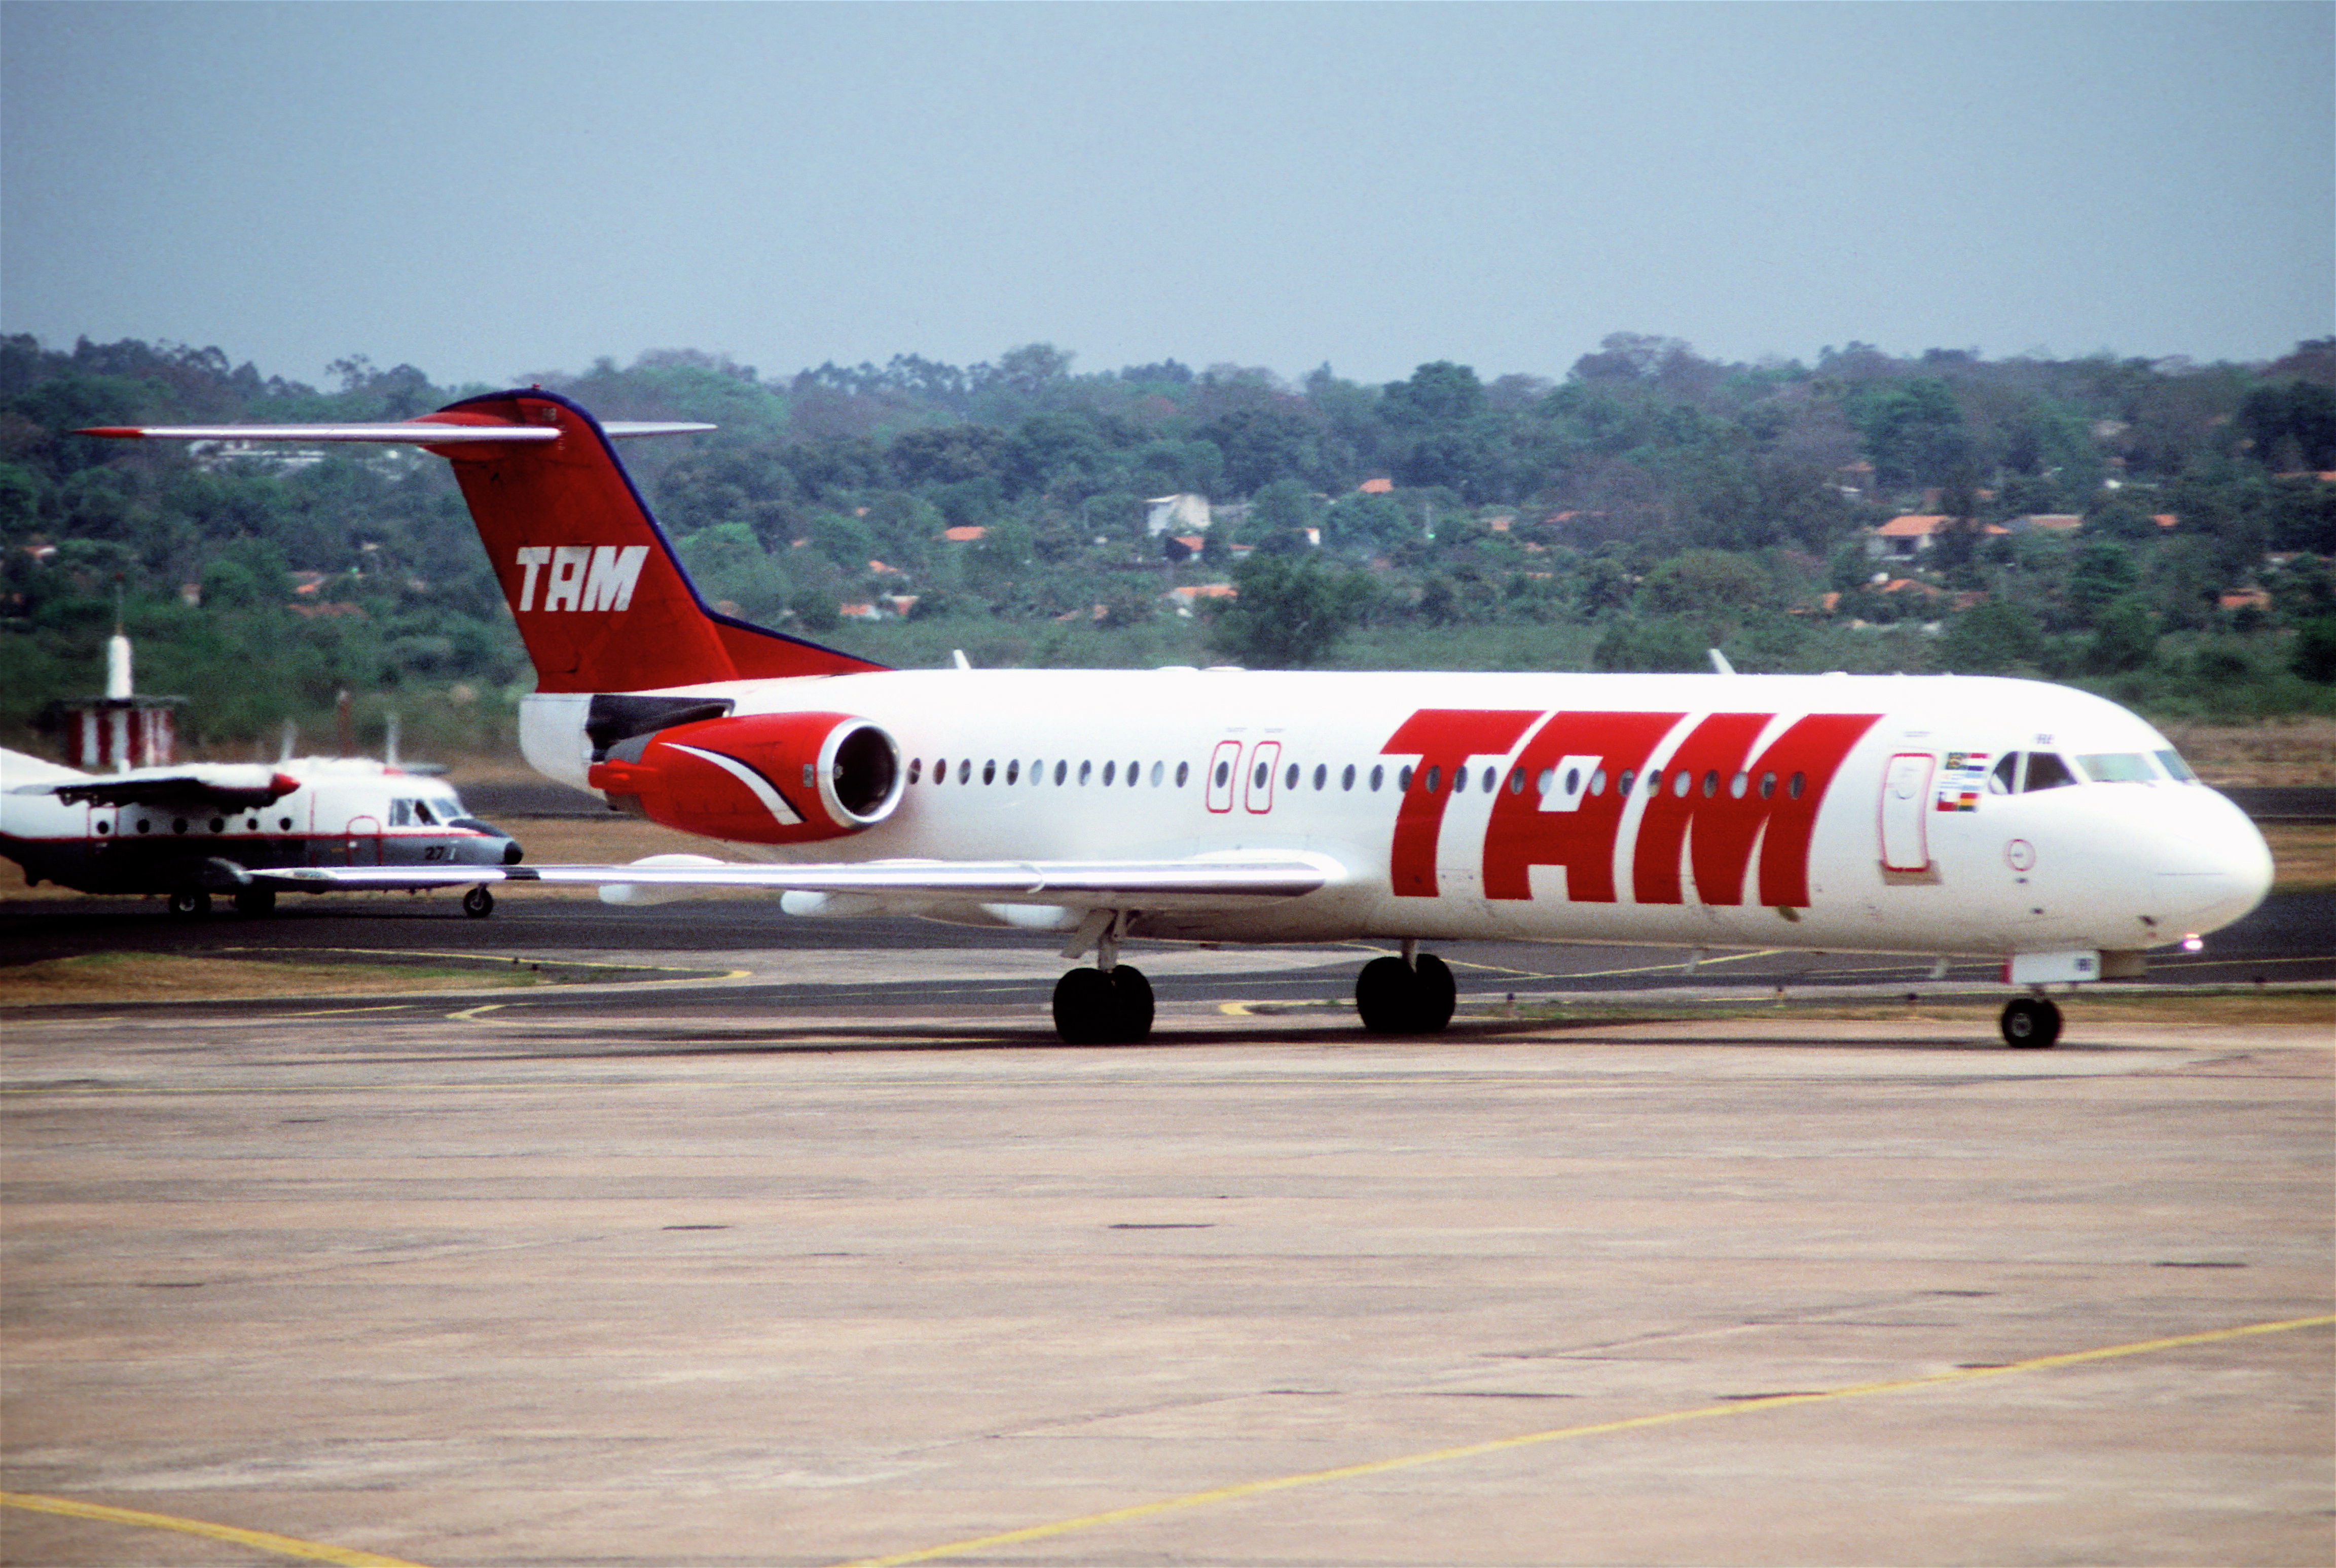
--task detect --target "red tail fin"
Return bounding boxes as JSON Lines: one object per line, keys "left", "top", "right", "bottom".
{"left": 421, "top": 390, "right": 885, "bottom": 692}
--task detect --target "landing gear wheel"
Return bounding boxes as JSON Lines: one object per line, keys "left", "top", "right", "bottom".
{"left": 1356, "top": 953, "right": 1457, "bottom": 1035}
{"left": 166, "top": 888, "right": 211, "bottom": 919}
{"left": 232, "top": 887, "right": 276, "bottom": 917}
{"left": 1108, "top": 965, "right": 1154, "bottom": 1043}
{"left": 1411, "top": 953, "right": 1457, "bottom": 1033}
{"left": 2000, "top": 996, "right": 2062, "bottom": 1049}
{"left": 1052, "top": 966, "right": 1152, "bottom": 1044}
{"left": 461, "top": 886, "right": 495, "bottom": 920}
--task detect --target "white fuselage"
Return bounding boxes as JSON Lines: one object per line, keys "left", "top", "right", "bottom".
{"left": 520, "top": 668, "right": 2272, "bottom": 961}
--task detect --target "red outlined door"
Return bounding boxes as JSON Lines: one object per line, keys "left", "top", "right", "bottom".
{"left": 1244, "top": 741, "right": 1282, "bottom": 814}
{"left": 1205, "top": 740, "right": 1242, "bottom": 813}
{"left": 1879, "top": 753, "right": 1932, "bottom": 871}
{"left": 344, "top": 814, "right": 383, "bottom": 867}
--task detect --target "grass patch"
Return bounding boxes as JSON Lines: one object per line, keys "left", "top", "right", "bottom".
{"left": 0, "top": 951, "right": 545, "bottom": 1005}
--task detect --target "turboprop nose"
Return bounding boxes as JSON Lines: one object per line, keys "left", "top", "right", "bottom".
{"left": 2152, "top": 787, "right": 2273, "bottom": 936}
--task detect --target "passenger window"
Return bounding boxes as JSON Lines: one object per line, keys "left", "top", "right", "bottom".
{"left": 1313, "top": 764, "right": 1326, "bottom": 790}
{"left": 1645, "top": 770, "right": 1663, "bottom": 795}
{"left": 1988, "top": 753, "right": 2017, "bottom": 794}
{"left": 1425, "top": 766, "right": 1442, "bottom": 793}
{"left": 1618, "top": 769, "right": 1635, "bottom": 796}
{"left": 2023, "top": 752, "right": 2077, "bottom": 792}
{"left": 1214, "top": 759, "right": 1229, "bottom": 788}
{"left": 958, "top": 759, "right": 972, "bottom": 784}
{"left": 1397, "top": 765, "right": 1412, "bottom": 791}
{"left": 1176, "top": 761, "right": 1189, "bottom": 787}
{"left": 1452, "top": 767, "right": 1467, "bottom": 794}
{"left": 1055, "top": 760, "right": 1068, "bottom": 786}
{"left": 1286, "top": 763, "right": 1299, "bottom": 790}
{"left": 1591, "top": 768, "right": 1608, "bottom": 795}
{"left": 1103, "top": 761, "right": 1116, "bottom": 786}
{"left": 1759, "top": 771, "right": 1775, "bottom": 799}
{"left": 1079, "top": 760, "right": 1092, "bottom": 785}
{"left": 1788, "top": 772, "right": 1805, "bottom": 799}
{"left": 1342, "top": 763, "right": 1356, "bottom": 790}
{"left": 1006, "top": 760, "right": 1019, "bottom": 785}
{"left": 908, "top": 758, "right": 923, "bottom": 784}
{"left": 934, "top": 757, "right": 947, "bottom": 784}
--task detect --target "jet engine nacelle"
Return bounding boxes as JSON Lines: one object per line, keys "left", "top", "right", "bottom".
{"left": 586, "top": 710, "right": 902, "bottom": 845}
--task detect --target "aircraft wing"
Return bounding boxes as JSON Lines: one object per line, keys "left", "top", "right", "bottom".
{"left": 255, "top": 853, "right": 1339, "bottom": 910}
{"left": 17, "top": 764, "right": 302, "bottom": 810}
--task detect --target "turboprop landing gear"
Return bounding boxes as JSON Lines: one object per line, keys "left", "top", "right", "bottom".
{"left": 1356, "top": 944, "right": 1457, "bottom": 1035}
{"left": 2000, "top": 996, "right": 2062, "bottom": 1049}
{"left": 1051, "top": 910, "right": 1153, "bottom": 1044}
{"left": 166, "top": 888, "right": 211, "bottom": 919}
{"left": 461, "top": 886, "right": 495, "bottom": 920}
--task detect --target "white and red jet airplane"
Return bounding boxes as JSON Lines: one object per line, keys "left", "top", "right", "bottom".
{"left": 83, "top": 390, "right": 2274, "bottom": 1047}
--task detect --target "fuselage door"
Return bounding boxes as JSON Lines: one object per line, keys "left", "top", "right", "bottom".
{"left": 1879, "top": 752, "right": 1933, "bottom": 872}
{"left": 344, "top": 814, "right": 383, "bottom": 867}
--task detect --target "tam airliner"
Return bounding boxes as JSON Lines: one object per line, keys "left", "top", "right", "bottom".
{"left": 82, "top": 391, "right": 2274, "bottom": 1047}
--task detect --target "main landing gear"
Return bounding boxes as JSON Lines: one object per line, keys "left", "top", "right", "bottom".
{"left": 1999, "top": 995, "right": 2062, "bottom": 1049}
{"left": 166, "top": 888, "right": 211, "bottom": 918}
{"left": 1051, "top": 911, "right": 1154, "bottom": 1044}
{"left": 1356, "top": 942, "right": 1457, "bottom": 1035}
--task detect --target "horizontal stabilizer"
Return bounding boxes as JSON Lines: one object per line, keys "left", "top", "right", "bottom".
{"left": 78, "top": 421, "right": 713, "bottom": 443}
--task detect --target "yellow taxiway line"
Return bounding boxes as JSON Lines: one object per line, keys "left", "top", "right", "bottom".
{"left": 826, "top": 1311, "right": 2336, "bottom": 1568}
{"left": 0, "top": 1491, "right": 430, "bottom": 1567}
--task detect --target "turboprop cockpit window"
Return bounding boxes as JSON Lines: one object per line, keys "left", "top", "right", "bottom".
{"left": 2077, "top": 752, "right": 2155, "bottom": 784}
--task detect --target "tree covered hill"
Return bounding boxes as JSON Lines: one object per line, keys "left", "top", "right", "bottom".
{"left": 4, "top": 331, "right": 2333, "bottom": 757}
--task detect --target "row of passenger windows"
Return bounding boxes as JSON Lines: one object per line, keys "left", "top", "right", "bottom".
{"left": 910, "top": 757, "right": 1193, "bottom": 788}
{"left": 906, "top": 752, "right": 1811, "bottom": 803}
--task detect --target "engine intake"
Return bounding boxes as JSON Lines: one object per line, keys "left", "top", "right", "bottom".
{"left": 586, "top": 710, "right": 902, "bottom": 844}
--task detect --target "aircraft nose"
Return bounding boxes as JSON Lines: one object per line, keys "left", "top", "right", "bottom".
{"left": 2151, "top": 787, "right": 2274, "bottom": 935}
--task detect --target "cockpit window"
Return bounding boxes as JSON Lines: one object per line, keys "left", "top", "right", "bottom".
{"left": 2153, "top": 748, "right": 2197, "bottom": 783}
{"left": 2022, "top": 752, "right": 2078, "bottom": 792}
{"left": 412, "top": 799, "right": 439, "bottom": 826}
{"left": 2077, "top": 752, "right": 2154, "bottom": 784}
{"left": 1989, "top": 753, "right": 2019, "bottom": 794}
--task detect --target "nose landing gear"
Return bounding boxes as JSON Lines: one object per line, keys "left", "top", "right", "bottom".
{"left": 2000, "top": 996, "right": 2062, "bottom": 1048}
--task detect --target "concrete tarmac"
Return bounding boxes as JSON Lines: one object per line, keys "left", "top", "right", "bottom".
{"left": 4, "top": 966, "right": 2331, "bottom": 1567}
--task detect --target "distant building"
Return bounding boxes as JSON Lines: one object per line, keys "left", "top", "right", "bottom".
{"left": 1144, "top": 494, "right": 1212, "bottom": 537}
{"left": 1868, "top": 514, "right": 2009, "bottom": 561}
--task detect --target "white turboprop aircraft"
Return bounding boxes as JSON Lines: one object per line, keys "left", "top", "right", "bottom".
{"left": 82, "top": 391, "right": 2273, "bottom": 1046}
{"left": 0, "top": 746, "right": 522, "bottom": 918}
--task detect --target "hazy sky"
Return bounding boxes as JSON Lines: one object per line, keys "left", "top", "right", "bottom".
{"left": 5, "top": 2, "right": 2330, "bottom": 391}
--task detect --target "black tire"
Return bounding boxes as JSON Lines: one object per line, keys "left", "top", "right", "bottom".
{"left": 166, "top": 888, "right": 211, "bottom": 919}
{"left": 1411, "top": 953, "right": 1457, "bottom": 1033}
{"left": 232, "top": 887, "right": 277, "bottom": 917}
{"left": 1052, "top": 966, "right": 1115, "bottom": 1044}
{"left": 2001, "top": 996, "right": 2062, "bottom": 1049}
{"left": 1356, "top": 955, "right": 1418, "bottom": 1034}
{"left": 1108, "top": 965, "right": 1154, "bottom": 1044}
{"left": 461, "top": 885, "right": 495, "bottom": 920}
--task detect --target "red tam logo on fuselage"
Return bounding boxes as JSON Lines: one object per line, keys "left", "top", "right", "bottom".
{"left": 1381, "top": 708, "right": 1882, "bottom": 906}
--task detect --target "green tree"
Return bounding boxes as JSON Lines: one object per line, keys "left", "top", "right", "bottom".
{"left": 1207, "top": 554, "right": 1376, "bottom": 668}
{"left": 1937, "top": 599, "right": 2043, "bottom": 673}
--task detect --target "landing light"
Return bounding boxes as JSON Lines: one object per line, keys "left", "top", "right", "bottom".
{"left": 2181, "top": 933, "right": 2204, "bottom": 952}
